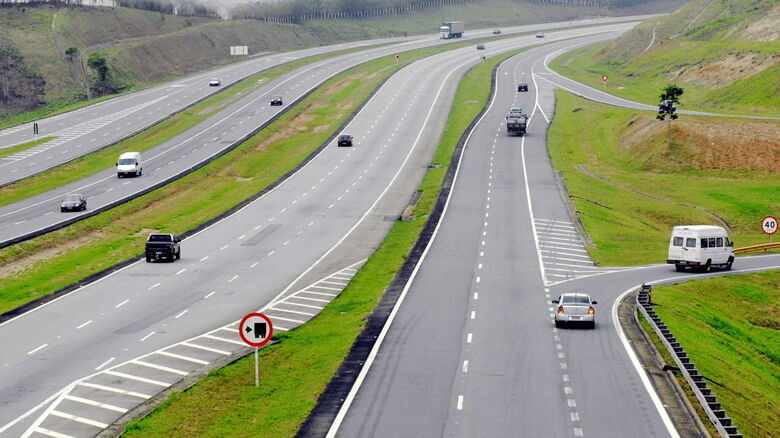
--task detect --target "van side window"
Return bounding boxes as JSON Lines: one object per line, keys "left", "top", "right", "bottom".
{"left": 673, "top": 237, "right": 683, "bottom": 246}
{"left": 716, "top": 238, "right": 723, "bottom": 247}
{"left": 708, "top": 238, "right": 716, "bottom": 248}
{"left": 685, "top": 238, "right": 696, "bottom": 248}
{"left": 701, "top": 238, "right": 708, "bottom": 248}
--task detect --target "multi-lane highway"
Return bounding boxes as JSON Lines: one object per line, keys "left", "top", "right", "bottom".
{"left": 326, "top": 41, "right": 780, "bottom": 438}
{"left": 0, "top": 22, "right": 654, "bottom": 438}
{"left": 0, "top": 17, "right": 655, "bottom": 249}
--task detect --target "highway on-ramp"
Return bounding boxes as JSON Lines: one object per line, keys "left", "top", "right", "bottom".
{"left": 328, "top": 44, "right": 780, "bottom": 437}
{"left": 0, "top": 23, "right": 647, "bottom": 438}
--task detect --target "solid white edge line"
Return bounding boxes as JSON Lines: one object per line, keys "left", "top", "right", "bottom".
{"left": 325, "top": 49, "right": 507, "bottom": 438}
{"left": 613, "top": 284, "right": 681, "bottom": 438}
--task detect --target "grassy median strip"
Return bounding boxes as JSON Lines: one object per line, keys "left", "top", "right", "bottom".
{"left": 0, "top": 37, "right": 496, "bottom": 314}
{"left": 0, "top": 45, "right": 389, "bottom": 208}
{"left": 121, "top": 48, "right": 525, "bottom": 437}
{"left": 649, "top": 272, "right": 780, "bottom": 438}
{"left": 0, "top": 136, "right": 57, "bottom": 160}
{"left": 547, "top": 90, "right": 780, "bottom": 266}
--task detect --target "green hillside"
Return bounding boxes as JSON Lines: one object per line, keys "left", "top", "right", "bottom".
{"left": 551, "top": 0, "right": 780, "bottom": 116}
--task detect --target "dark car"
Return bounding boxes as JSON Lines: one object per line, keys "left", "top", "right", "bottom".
{"left": 270, "top": 95, "right": 283, "bottom": 106}
{"left": 536, "top": 33, "right": 545, "bottom": 38}
{"left": 337, "top": 134, "right": 354, "bottom": 147}
{"left": 60, "top": 193, "right": 86, "bottom": 212}
{"left": 517, "top": 82, "right": 529, "bottom": 92}
{"left": 476, "top": 44, "right": 486, "bottom": 50}
{"left": 492, "top": 29, "right": 501, "bottom": 35}
{"left": 145, "top": 233, "right": 181, "bottom": 262}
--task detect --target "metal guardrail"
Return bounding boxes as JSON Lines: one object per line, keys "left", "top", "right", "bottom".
{"left": 734, "top": 241, "right": 780, "bottom": 254}
{"left": 636, "top": 284, "right": 743, "bottom": 438}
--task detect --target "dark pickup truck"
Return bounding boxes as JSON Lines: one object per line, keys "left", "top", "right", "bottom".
{"left": 145, "top": 233, "right": 181, "bottom": 262}
{"left": 506, "top": 114, "right": 528, "bottom": 136}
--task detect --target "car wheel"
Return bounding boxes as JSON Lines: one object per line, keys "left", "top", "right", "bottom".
{"left": 146, "top": 255, "right": 151, "bottom": 262}
{"left": 589, "top": 321, "right": 596, "bottom": 329}
{"left": 175, "top": 249, "right": 181, "bottom": 260}
{"left": 82, "top": 204, "right": 87, "bottom": 211}
{"left": 726, "top": 258, "right": 733, "bottom": 271}
{"left": 61, "top": 208, "right": 66, "bottom": 213}
{"left": 703, "top": 260, "right": 712, "bottom": 272}
{"left": 675, "top": 264, "right": 685, "bottom": 272}
{"left": 555, "top": 320, "right": 562, "bottom": 328}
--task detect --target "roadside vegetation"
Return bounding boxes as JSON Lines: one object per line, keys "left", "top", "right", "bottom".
{"left": 549, "top": 0, "right": 780, "bottom": 117}
{"left": 649, "top": 271, "right": 780, "bottom": 438}
{"left": 123, "top": 44, "right": 525, "bottom": 438}
{"left": 547, "top": 90, "right": 780, "bottom": 266}
{"left": 0, "top": 136, "right": 56, "bottom": 160}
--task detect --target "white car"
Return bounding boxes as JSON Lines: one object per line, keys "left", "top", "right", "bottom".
{"left": 209, "top": 78, "right": 221, "bottom": 86}
{"left": 553, "top": 293, "right": 597, "bottom": 328}
{"left": 667, "top": 225, "right": 734, "bottom": 272}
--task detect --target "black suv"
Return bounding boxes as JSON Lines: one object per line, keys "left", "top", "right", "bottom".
{"left": 60, "top": 193, "right": 87, "bottom": 212}
{"left": 270, "top": 95, "right": 283, "bottom": 106}
{"left": 517, "top": 82, "right": 528, "bottom": 92}
{"left": 476, "top": 44, "right": 485, "bottom": 50}
{"left": 338, "top": 134, "right": 354, "bottom": 146}
{"left": 145, "top": 233, "right": 181, "bottom": 262}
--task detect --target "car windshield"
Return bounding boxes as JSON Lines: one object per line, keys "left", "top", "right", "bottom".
{"left": 64, "top": 194, "right": 81, "bottom": 201}
{"left": 561, "top": 295, "right": 590, "bottom": 305}
{"left": 340, "top": 135, "right": 351, "bottom": 139}
{"left": 118, "top": 158, "right": 136, "bottom": 165}
{"left": 148, "top": 234, "right": 173, "bottom": 242}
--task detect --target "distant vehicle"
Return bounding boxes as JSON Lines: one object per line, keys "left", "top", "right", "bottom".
{"left": 60, "top": 193, "right": 86, "bottom": 212}
{"left": 270, "top": 95, "right": 283, "bottom": 106}
{"left": 209, "top": 78, "right": 221, "bottom": 86}
{"left": 476, "top": 44, "right": 486, "bottom": 50}
{"left": 517, "top": 82, "right": 528, "bottom": 92}
{"left": 439, "top": 21, "right": 465, "bottom": 39}
{"left": 536, "top": 33, "right": 545, "bottom": 38}
{"left": 492, "top": 29, "right": 502, "bottom": 35}
{"left": 116, "top": 152, "right": 142, "bottom": 178}
{"left": 506, "top": 114, "right": 527, "bottom": 136}
{"left": 337, "top": 134, "right": 353, "bottom": 147}
{"left": 145, "top": 233, "right": 181, "bottom": 262}
{"left": 667, "top": 225, "right": 734, "bottom": 272}
{"left": 553, "top": 293, "right": 597, "bottom": 328}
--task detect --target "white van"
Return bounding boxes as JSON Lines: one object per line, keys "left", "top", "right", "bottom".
{"left": 116, "top": 152, "right": 142, "bottom": 178}
{"left": 667, "top": 225, "right": 734, "bottom": 272}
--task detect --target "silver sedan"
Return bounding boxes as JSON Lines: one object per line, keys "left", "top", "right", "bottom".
{"left": 552, "top": 293, "right": 597, "bottom": 328}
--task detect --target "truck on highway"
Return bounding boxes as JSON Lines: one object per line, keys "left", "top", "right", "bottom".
{"left": 145, "top": 233, "right": 181, "bottom": 262}
{"left": 506, "top": 114, "right": 528, "bottom": 136}
{"left": 439, "top": 21, "right": 465, "bottom": 39}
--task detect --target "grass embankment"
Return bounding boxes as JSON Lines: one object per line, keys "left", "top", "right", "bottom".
{"left": 549, "top": 40, "right": 780, "bottom": 117}
{"left": 648, "top": 272, "right": 780, "bottom": 438}
{"left": 547, "top": 90, "right": 780, "bottom": 266}
{"left": 0, "top": 46, "right": 382, "bottom": 208}
{"left": 0, "top": 137, "right": 56, "bottom": 160}
{"left": 123, "top": 43, "right": 522, "bottom": 438}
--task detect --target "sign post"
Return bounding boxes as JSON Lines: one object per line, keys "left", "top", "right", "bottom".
{"left": 33, "top": 122, "right": 39, "bottom": 144}
{"left": 238, "top": 312, "right": 274, "bottom": 387}
{"left": 602, "top": 75, "right": 608, "bottom": 89}
{"left": 761, "top": 215, "right": 777, "bottom": 243}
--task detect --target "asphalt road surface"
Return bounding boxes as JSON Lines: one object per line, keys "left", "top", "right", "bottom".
{"left": 329, "top": 43, "right": 780, "bottom": 438}
{"left": 0, "top": 17, "right": 653, "bottom": 248}
{"left": 0, "top": 22, "right": 653, "bottom": 438}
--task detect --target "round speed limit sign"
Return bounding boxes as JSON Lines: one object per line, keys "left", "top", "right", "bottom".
{"left": 762, "top": 216, "right": 778, "bottom": 235}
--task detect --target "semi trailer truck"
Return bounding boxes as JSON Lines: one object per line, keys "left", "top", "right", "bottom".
{"left": 440, "top": 21, "right": 465, "bottom": 39}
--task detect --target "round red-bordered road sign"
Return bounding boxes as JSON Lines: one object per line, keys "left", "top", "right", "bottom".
{"left": 761, "top": 216, "right": 778, "bottom": 235}
{"left": 238, "top": 312, "right": 274, "bottom": 347}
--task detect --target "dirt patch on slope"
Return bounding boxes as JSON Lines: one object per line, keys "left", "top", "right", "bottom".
{"left": 0, "top": 231, "right": 106, "bottom": 278}
{"left": 670, "top": 52, "right": 779, "bottom": 88}
{"left": 738, "top": 3, "right": 780, "bottom": 42}
{"left": 620, "top": 115, "right": 780, "bottom": 173}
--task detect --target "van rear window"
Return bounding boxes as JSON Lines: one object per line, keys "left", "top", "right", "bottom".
{"left": 673, "top": 237, "right": 683, "bottom": 246}
{"left": 685, "top": 238, "right": 696, "bottom": 248}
